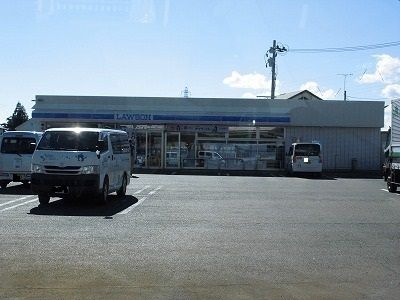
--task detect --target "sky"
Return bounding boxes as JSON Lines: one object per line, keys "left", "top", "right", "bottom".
{"left": 1, "top": 0, "right": 399, "bottom": 129}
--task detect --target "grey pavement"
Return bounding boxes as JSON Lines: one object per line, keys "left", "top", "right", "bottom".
{"left": 0, "top": 175, "right": 399, "bottom": 299}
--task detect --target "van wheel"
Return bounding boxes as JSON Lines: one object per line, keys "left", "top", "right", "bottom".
{"left": 98, "top": 177, "right": 109, "bottom": 204}
{"left": 117, "top": 174, "right": 127, "bottom": 197}
{"left": 22, "top": 181, "right": 30, "bottom": 188}
{"left": 387, "top": 178, "right": 397, "bottom": 193}
{"left": 0, "top": 181, "right": 8, "bottom": 189}
{"left": 38, "top": 194, "right": 50, "bottom": 205}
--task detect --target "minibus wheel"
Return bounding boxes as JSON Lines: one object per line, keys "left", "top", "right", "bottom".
{"left": 98, "top": 177, "right": 109, "bottom": 204}
{"left": 38, "top": 194, "right": 50, "bottom": 205}
{"left": 387, "top": 174, "right": 397, "bottom": 193}
{"left": 117, "top": 174, "right": 127, "bottom": 197}
{"left": 0, "top": 181, "right": 8, "bottom": 189}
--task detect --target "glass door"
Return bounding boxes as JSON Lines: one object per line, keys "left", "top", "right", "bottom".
{"left": 148, "top": 132, "right": 162, "bottom": 168}
{"left": 165, "top": 132, "right": 180, "bottom": 168}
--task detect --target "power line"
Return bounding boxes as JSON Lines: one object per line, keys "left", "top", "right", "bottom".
{"left": 290, "top": 41, "right": 400, "bottom": 53}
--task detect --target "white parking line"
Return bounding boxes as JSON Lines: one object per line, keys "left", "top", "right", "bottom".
{"left": 118, "top": 186, "right": 162, "bottom": 215}
{"left": 118, "top": 196, "right": 147, "bottom": 215}
{"left": 0, "top": 195, "right": 37, "bottom": 208}
{"left": 134, "top": 185, "right": 150, "bottom": 195}
{"left": 148, "top": 186, "right": 162, "bottom": 195}
{"left": 381, "top": 188, "right": 389, "bottom": 192}
{"left": 0, "top": 198, "right": 38, "bottom": 212}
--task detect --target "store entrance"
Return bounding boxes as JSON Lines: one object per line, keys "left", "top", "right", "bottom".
{"left": 131, "top": 125, "right": 285, "bottom": 170}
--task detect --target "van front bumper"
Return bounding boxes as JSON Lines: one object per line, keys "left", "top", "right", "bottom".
{"left": 0, "top": 172, "right": 31, "bottom": 181}
{"left": 31, "top": 174, "right": 100, "bottom": 196}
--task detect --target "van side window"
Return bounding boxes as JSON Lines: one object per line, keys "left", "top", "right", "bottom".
{"left": 110, "top": 133, "right": 130, "bottom": 154}
{"left": 101, "top": 136, "right": 109, "bottom": 152}
{"left": 110, "top": 134, "right": 121, "bottom": 153}
{"left": 119, "top": 135, "right": 130, "bottom": 154}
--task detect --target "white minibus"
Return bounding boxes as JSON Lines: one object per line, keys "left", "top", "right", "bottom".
{"left": 0, "top": 131, "right": 42, "bottom": 188}
{"left": 31, "top": 128, "right": 131, "bottom": 204}
{"left": 287, "top": 142, "right": 322, "bottom": 176}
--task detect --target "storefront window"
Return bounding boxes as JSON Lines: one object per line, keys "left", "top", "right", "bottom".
{"left": 148, "top": 132, "right": 162, "bottom": 168}
{"left": 181, "top": 133, "right": 195, "bottom": 168}
{"left": 257, "top": 142, "right": 285, "bottom": 169}
{"left": 135, "top": 132, "right": 146, "bottom": 168}
{"left": 197, "top": 132, "right": 226, "bottom": 138}
{"left": 165, "top": 133, "right": 179, "bottom": 168}
{"left": 229, "top": 127, "right": 257, "bottom": 139}
{"left": 227, "top": 141, "right": 258, "bottom": 170}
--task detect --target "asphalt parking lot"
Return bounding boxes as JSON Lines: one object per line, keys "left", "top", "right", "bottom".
{"left": 0, "top": 174, "right": 399, "bottom": 299}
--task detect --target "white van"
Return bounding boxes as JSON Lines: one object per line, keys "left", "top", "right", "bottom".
{"left": 197, "top": 151, "right": 225, "bottom": 169}
{"left": 31, "top": 128, "right": 131, "bottom": 204}
{"left": 0, "top": 131, "right": 43, "bottom": 188}
{"left": 287, "top": 142, "right": 322, "bottom": 175}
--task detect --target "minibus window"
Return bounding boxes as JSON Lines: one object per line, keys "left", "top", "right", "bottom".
{"left": 1, "top": 137, "right": 37, "bottom": 154}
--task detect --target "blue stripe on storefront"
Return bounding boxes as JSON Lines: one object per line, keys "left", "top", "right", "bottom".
{"left": 32, "top": 112, "right": 290, "bottom": 123}
{"left": 32, "top": 112, "right": 115, "bottom": 120}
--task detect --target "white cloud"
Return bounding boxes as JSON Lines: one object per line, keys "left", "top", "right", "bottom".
{"left": 359, "top": 54, "right": 400, "bottom": 84}
{"left": 241, "top": 92, "right": 258, "bottom": 98}
{"left": 223, "top": 71, "right": 269, "bottom": 90}
{"left": 382, "top": 84, "right": 400, "bottom": 98}
{"left": 300, "top": 81, "right": 336, "bottom": 99}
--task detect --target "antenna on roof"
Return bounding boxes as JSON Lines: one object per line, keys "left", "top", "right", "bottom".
{"left": 181, "top": 86, "right": 191, "bottom": 98}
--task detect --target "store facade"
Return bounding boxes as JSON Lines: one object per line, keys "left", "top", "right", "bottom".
{"left": 22, "top": 95, "right": 384, "bottom": 171}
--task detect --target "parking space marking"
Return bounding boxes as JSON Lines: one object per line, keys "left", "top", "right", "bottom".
{"left": 119, "top": 186, "right": 162, "bottom": 215}
{"left": 381, "top": 188, "right": 389, "bottom": 192}
{"left": 134, "top": 185, "right": 150, "bottom": 195}
{"left": 0, "top": 195, "right": 37, "bottom": 208}
{"left": 0, "top": 198, "right": 38, "bottom": 212}
{"left": 148, "top": 186, "right": 162, "bottom": 195}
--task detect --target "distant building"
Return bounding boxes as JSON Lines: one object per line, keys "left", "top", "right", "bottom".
{"left": 276, "top": 90, "right": 323, "bottom": 101}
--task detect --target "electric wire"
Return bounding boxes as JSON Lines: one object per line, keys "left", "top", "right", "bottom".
{"left": 290, "top": 41, "right": 400, "bottom": 53}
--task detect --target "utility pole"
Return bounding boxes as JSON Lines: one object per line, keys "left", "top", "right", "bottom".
{"left": 270, "top": 40, "right": 277, "bottom": 99}
{"left": 337, "top": 73, "right": 353, "bottom": 101}
{"left": 266, "top": 40, "right": 287, "bottom": 99}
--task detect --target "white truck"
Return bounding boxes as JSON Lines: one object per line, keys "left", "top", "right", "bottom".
{"left": 31, "top": 128, "right": 131, "bottom": 204}
{"left": 383, "top": 99, "right": 400, "bottom": 192}
{"left": 0, "top": 131, "right": 42, "bottom": 188}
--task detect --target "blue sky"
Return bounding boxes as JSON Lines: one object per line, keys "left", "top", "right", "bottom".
{"left": 1, "top": 0, "right": 400, "bottom": 128}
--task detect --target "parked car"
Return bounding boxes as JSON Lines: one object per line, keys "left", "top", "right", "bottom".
{"left": 0, "top": 131, "right": 42, "bottom": 188}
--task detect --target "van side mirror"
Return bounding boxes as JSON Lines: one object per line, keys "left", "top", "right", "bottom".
{"left": 29, "top": 142, "right": 36, "bottom": 152}
{"left": 96, "top": 140, "right": 106, "bottom": 151}
{"left": 96, "top": 140, "right": 106, "bottom": 159}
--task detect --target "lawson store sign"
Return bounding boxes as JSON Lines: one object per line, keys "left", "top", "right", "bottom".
{"left": 33, "top": 112, "right": 290, "bottom": 124}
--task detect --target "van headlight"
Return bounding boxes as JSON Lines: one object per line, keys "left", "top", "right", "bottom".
{"left": 81, "top": 165, "right": 99, "bottom": 174}
{"left": 31, "top": 164, "right": 44, "bottom": 173}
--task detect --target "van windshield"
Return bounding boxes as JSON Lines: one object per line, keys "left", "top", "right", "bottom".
{"left": 294, "top": 144, "right": 320, "bottom": 156}
{"left": 1, "top": 137, "right": 37, "bottom": 154}
{"left": 37, "top": 131, "right": 100, "bottom": 151}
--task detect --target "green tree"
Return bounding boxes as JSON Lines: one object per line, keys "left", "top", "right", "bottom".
{"left": 3, "top": 102, "right": 29, "bottom": 131}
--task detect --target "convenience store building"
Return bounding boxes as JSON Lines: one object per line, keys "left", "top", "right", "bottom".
{"left": 20, "top": 92, "right": 384, "bottom": 171}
